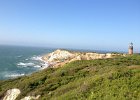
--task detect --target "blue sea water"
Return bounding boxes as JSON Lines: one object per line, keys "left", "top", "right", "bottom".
{"left": 0, "top": 45, "right": 121, "bottom": 80}
{"left": 0, "top": 45, "right": 54, "bottom": 80}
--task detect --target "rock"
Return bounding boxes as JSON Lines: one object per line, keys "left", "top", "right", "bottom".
{"left": 2, "top": 88, "right": 40, "bottom": 100}
{"left": 42, "top": 49, "right": 125, "bottom": 68}
{"left": 42, "top": 49, "right": 74, "bottom": 63}
{"left": 21, "top": 95, "right": 40, "bottom": 100}
{"left": 3, "top": 88, "right": 21, "bottom": 100}
{"left": 106, "top": 53, "right": 112, "bottom": 58}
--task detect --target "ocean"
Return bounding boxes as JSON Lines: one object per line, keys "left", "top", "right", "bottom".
{"left": 0, "top": 45, "right": 121, "bottom": 80}
{"left": 0, "top": 45, "right": 54, "bottom": 80}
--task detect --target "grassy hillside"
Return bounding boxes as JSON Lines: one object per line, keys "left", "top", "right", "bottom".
{"left": 0, "top": 55, "right": 140, "bottom": 100}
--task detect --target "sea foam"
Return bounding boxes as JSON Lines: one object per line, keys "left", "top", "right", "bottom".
{"left": 17, "top": 62, "right": 35, "bottom": 67}
{"left": 31, "top": 56, "right": 43, "bottom": 61}
{"left": 6, "top": 73, "right": 25, "bottom": 78}
{"left": 3, "top": 71, "right": 25, "bottom": 79}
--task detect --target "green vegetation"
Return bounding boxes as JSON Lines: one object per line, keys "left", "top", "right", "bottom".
{"left": 0, "top": 55, "right": 140, "bottom": 100}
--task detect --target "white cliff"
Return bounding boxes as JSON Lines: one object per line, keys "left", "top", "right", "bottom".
{"left": 3, "top": 88, "right": 21, "bottom": 100}
{"left": 21, "top": 95, "right": 40, "bottom": 100}
{"left": 42, "top": 49, "right": 125, "bottom": 68}
{"left": 2, "top": 89, "right": 40, "bottom": 100}
{"left": 42, "top": 49, "right": 74, "bottom": 63}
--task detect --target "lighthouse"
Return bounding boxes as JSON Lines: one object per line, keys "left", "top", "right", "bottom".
{"left": 128, "top": 42, "right": 133, "bottom": 55}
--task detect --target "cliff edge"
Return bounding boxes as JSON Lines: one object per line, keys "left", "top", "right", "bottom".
{"left": 42, "top": 49, "right": 125, "bottom": 68}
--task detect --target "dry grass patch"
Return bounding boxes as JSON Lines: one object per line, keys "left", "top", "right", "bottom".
{"left": 128, "top": 65, "right": 140, "bottom": 69}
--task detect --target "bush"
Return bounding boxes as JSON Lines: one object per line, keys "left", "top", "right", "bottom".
{"left": 0, "top": 55, "right": 140, "bottom": 100}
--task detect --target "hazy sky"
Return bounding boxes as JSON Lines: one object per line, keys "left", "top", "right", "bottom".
{"left": 0, "top": 0, "right": 140, "bottom": 52}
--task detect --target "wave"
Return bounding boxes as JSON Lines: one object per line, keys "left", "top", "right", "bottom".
{"left": 39, "top": 62, "right": 49, "bottom": 69}
{"left": 17, "top": 55, "right": 49, "bottom": 69}
{"left": 17, "top": 55, "right": 23, "bottom": 58}
{"left": 6, "top": 73, "right": 25, "bottom": 78}
{"left": 17, "top": 62, "right": 49, "bottom": 68}
{"left": 42, "top": 62, "right": 49, "bottom": 67}
{"left": 3, "top": 72, "right": 25, "bottom": 79}
{"left": 31, "top": 56, "right": 43, "bottom": 61}
{"left": 17, "top": 62, "right": 35, "bottom": 67}
{"left": 34, "top": 62, "right": 49, "bottom": 69}
{"left": 34, "top": 65, "right": 41, "bottom": 68}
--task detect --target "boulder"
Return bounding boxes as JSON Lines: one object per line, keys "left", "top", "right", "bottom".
{"left": 21, "top": 95, "right": 40, "bottom": 100}
{"left": 3, "top": 88, "right": 21, "bottom": 100}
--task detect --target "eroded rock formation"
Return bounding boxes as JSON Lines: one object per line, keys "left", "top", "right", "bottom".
{"left": 3, "top": 89, "right": 20, "bottom": 100}
{"left": 42, "top": 49, "right": 125, "bottom": 68}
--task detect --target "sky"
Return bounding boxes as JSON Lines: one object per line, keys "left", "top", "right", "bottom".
{"left": 0, "top": 0, "right": 140, "bottom": 52}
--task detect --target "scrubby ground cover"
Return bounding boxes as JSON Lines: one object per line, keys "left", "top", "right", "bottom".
{"left": 0, "top": 55, "right": 140, "bottom": 100}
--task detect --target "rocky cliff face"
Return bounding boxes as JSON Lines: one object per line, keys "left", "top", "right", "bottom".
{"left": 3, "top": 89, "right": 20, "bottom": 100}
{"left": 2, "top": 88, "right": 40, "bottom": 100}
{"left": 42, "top": 49, "right": 125, "bottom": 68}
{"left": 42, "top": 49, "right": 74, "bottom": 63}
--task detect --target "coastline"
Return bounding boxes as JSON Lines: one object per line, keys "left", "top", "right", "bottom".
{"left": 41, "top": 49, "right": 126, "bottom": 68}
{"left": 1, "top": 50, "right": 139, "bottom": 100}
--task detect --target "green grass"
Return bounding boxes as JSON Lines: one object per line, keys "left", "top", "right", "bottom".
{"left": 0, "top": 55, "right": 140, "bottom": 100}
